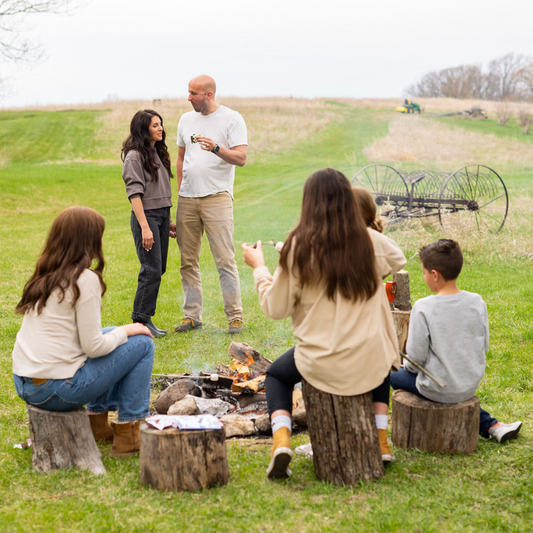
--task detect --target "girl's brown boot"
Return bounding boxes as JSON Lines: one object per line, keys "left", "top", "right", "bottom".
{"left": 111, "top": 420, "right": 140, "bottom": 457}
{"left": 89, "top": 412, "right": 114, "bottom": 444}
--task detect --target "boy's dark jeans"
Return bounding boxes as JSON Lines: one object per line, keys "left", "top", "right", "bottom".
{"left": 130, "top": 207, "right": 170, "bottom": 323}
{"left": 390, "top": 368, "right": 498, "bottom": 438}
{"left": 265, "top": 347, "right": 391, "bottom": 416}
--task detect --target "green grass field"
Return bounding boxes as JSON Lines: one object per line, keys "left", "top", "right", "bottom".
{"left": 1, "top": 103, "right": 532, "bottom": 532}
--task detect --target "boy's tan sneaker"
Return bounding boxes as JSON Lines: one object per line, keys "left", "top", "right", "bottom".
{"left": 267, "top": 426, "right": 292, "bottom": 479}
{"left": 378, "top": 428, "right": 396, "bottom": 463}
{"left": 174, "top": 318, "right": 202, "bottom": 333}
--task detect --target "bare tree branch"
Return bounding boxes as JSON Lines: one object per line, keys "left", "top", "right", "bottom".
{"left": 408, "top": 53, "right": 533, "bottom": 102}
{"left": 0, "top": 0, "right": 81, "bottom": 63}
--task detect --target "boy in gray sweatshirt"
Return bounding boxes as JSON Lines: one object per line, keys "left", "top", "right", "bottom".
{"left": 390, "top": 239, "right": 522, "bottom": 443}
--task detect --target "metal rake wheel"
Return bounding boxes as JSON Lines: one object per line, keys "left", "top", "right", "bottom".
{"left": 438, "top": 165, "right": 509, "bottom": 233}
{"left": 352, "top": 164, "right": 410, "bottom": 222}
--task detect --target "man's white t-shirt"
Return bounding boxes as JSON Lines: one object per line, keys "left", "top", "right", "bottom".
{"left": 177, "top": 105, "right": 248, "bottom": 198}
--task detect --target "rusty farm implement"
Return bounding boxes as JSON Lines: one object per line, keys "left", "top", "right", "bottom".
{"left": 352, "top": 164, "right": 509, "bottom": 232}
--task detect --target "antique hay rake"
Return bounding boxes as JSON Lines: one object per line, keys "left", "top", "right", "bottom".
{"left": 352, "top": 164, "right": 509, "bottom": 232}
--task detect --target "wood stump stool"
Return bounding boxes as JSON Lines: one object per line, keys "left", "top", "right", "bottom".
{"left": 391, "top": 390, "right": 480, "bottom": 454}
{"left": 139, "top": 423, "right": 229, "bottom": 492}
{"left": 27, "top": 405, "right": 106, "bottom": 475}
{"left": 301, "top": 379, "right": 384, "bottom": 486}
{"left": 391, "top": 310, "right": 411, "bottom": 353}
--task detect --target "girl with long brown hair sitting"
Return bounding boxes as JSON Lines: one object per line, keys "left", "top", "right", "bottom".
{"left": 12, "top": 206, "right": 155, "bottom": 457}
{"left": 242, "top": 168, "right": 406, "bottom": 479}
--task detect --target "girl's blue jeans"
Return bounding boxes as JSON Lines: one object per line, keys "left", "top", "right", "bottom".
{"left": 390, "top": 368, "right": 498, "bottom": 438}
{"left": 13, "top": 328, "right": 155, "bottom": 421}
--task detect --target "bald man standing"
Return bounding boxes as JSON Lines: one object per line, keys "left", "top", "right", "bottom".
{"left": 173, "top": 75, "right": 248, "bottom": 334}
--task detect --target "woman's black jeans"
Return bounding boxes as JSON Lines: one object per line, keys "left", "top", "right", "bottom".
{"left": 265, "top": 347, "right": 391, "bottom": 415}
{"left": 130, "top": 206, "right": 170, "bottom": 323}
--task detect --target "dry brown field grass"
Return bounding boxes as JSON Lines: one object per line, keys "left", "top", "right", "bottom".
{"left": 386, "top": 192, "right": 533, "bottom": 263}
{"left": 7, "top": 97, "right": 339, "bottom": 164}
{"left": 364, "top": 115, "right": 533, "bottom": 167}
{"left": 0, "top": 97, "right": 383, "bottom": 166}
{"left": 7, "top": 96, "right": 533, "bottom": 165}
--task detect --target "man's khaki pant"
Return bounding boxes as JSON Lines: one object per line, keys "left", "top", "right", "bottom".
{"left": 176, "top": 192, "right": 242, "bottom": 324}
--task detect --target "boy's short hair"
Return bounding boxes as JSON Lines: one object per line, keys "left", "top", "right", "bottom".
{"left": 419, "top": 239, "right": 463, "bottom": 281}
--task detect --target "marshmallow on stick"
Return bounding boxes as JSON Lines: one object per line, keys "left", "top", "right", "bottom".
{"left": 254, "top": 240, "right": 284, "bottom": 252}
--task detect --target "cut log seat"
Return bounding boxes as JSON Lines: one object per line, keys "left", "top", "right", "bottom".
{"left": 391, "top": 390, "right": 480, "bottom": 454}
{"left": 139, "top": 423, "right": 229, "bottom": 492}
{"left": 27, "top": 405, "right": 106, "bottom": 475}
{"left": 391, "top": 310, "right": 410, "bottom": 353}
{"left": 301, "top": 379, "right": 384, "bottom": 485}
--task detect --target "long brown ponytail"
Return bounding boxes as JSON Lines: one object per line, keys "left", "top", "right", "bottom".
{"left": 280, "top": 168, "right": 378, "bottom": 302}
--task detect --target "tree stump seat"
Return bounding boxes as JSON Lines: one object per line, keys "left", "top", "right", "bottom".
{"left": 27, "top": 405, "right": 106, "bottom": 475}
{"left": 139, "top": 423, "right": 230, "bottom": 492}
{"left": 301, "top": 379, "right": 384, "bottom": 486}
{"left": 391, "top": 390, "right": 480, "bottom": 454}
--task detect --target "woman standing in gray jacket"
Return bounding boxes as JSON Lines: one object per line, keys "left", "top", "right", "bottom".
{"left": 122, "top": 110, "right": 173, "bottom": 337}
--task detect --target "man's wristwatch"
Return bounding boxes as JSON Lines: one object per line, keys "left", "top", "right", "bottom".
{"left": 211, "top": 144, "right": 220, "bottom": 154}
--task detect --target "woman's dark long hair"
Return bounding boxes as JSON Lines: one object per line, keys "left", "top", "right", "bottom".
{"left": 279, "top": 168, "right": 378, "bottom": 302}
{"left": 121, "top": 109, "right": 173, "bottom": 181}
{"left": 15, "top": 206, "right": 107, "bottom": 315}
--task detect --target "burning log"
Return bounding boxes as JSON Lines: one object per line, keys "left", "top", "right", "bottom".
{"left": 215, "top": 390, "right": 267, "bottom": 410}
{"left": 150, "top": 342, "right": 302, "bottom": 439}
{"left": 228, "top": 342, "right": 273, "bottom": 373}
{"left": 231, "top": 375, "right": 265, "bottom": 394}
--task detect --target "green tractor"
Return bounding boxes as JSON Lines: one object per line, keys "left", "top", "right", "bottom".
{"left": 396, "top": 99, "right": 421, "bottom": 114}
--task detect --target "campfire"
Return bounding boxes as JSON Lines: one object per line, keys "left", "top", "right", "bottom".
{"left": 151, "top": 342, "right": 307, "bottom": 437}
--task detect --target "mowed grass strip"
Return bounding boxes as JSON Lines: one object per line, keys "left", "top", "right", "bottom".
{"left": 0, "top": 102, "right": 532, "bottom": 532}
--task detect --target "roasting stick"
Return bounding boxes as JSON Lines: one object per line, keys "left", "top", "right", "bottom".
{"left": 399, "top": 351, "right": 447, "bottom": 388}
{"left": 151, "top": 373, "right": 227, "bottom": 382}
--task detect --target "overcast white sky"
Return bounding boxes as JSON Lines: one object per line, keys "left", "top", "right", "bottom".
{"left": 1, "top": 0, "right": 532, "bottom": 108}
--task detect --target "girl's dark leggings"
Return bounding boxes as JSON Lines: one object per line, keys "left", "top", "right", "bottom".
{"left": 265, "top": 347, "right": 390, "bottom": 415}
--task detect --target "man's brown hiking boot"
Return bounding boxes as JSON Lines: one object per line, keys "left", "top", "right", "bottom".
{"left": 229, "top": 319, "right": 243, "bottom": 334}
{"left": 174, "top": 318, "right": 202, "bottom": 333}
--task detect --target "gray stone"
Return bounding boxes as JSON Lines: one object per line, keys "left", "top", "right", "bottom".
{"left": 254, "top": 414, "right": 272, "bottom": 434}
{"left": 220, "top": 414, "right": 256, "bottom": 438}
{"left": 192, "top": 397, "right": 234, "bottom": 417}
{"left": 293, "top": 406, "right": 308, "bottom": 428}
{"left": 167, "top": 397, "right": 200, "bottom": 416}
{"left": 155, "top": 379, "right": 196, "bottom": 414}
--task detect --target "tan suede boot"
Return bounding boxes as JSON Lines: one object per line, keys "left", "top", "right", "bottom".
{"left": 378, "top": 428, "right": 395, "bottom": 463}
{"left": 89, "top": 413, "right": 114, "bottom": 444}
{"left": 267, "top": 427, "right": 292, "bottom": 479}
{"left": 111, "top": 421, "right": 140, "bottom": 457}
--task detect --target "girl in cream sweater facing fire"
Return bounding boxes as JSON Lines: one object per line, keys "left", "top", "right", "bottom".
{"left": 242, "top": 168, "right": 406, "bottom": 479}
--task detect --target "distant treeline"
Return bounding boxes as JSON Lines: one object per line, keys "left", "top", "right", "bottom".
{"left": 408, "top": 53, "right": 533, "bottom": 101}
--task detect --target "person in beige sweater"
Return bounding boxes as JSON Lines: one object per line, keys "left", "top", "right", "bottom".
{"left": 242, "top": 168, "right": 405, "bottom": 479}
{"left": 12, "top": 206, "right": 155, "bottom": 457}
